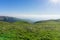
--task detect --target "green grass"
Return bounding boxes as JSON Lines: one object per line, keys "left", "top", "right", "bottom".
{"left": 0, "top": 21, "right": 60, "bottom": 40}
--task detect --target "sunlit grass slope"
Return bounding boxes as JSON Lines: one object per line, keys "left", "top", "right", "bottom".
{"left": 0, "top": 20, "right": 60, "bottom": 40}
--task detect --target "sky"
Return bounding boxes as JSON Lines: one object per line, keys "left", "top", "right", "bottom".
{"left": 0, "top": 0, "right": 60, "bottom": 21}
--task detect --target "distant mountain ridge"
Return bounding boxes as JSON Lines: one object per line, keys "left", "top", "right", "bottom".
{"left": 0, "top": 16, "right": 20, "bottom": 22}
{"left": 35, "top": 19, "right": 60, "bottom": 24}
{"left": 0, "top": 16, "right": 32, "bottom": 23}
{"left": 0, "top": 16, "right": 60, "bottom": 23}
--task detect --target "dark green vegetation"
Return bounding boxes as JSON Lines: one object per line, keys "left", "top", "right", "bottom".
{"left": 0, "top": 18, "right": 60, "bottom": 40}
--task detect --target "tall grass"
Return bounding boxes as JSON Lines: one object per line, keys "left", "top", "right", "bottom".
{"left": 0, "top": 21, "right": 60, "bottom": 40}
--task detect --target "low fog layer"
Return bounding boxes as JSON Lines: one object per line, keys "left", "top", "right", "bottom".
{"left": 0, "top": 14, "right": 60, "bottom": 21}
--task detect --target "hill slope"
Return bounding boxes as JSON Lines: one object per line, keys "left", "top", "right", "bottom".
{"left": 0, "top": 16, "right": 32, "bottom": 23}
{"left": 0, "top": 17, "right": 60, "bottom": 40}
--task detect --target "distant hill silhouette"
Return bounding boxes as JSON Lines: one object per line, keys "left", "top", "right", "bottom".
{"left": 0, "top": 16, "right": 32, "bottom": 23}
{"left": 34, "top": 19, "right": 60, "bottom": 24}
{"left": 0, "top": 16, "right": 20, "bottom": 22}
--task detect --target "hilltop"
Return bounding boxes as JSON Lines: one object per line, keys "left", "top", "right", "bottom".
{"left": 0, "top": 16, "right": 60, "bottom": 40}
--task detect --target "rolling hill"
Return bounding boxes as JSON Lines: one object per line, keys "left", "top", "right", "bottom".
{"left": 0, "top": 16, "right": 31, "bottom": 23}
{"left": 0, "top": 16, "right": 60, "bottom": 40}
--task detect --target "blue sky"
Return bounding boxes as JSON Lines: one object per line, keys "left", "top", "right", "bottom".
{"left": 0, "top": 0, "right": 60, "bottom": 21}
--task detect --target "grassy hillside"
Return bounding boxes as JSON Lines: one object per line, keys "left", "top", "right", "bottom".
{"left": 0, "top": 20, "right": 60, "bottom": 40}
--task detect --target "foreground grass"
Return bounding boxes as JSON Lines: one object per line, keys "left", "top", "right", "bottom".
{"left": 0, "top": 21, "right": 60, "bottom": 40}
